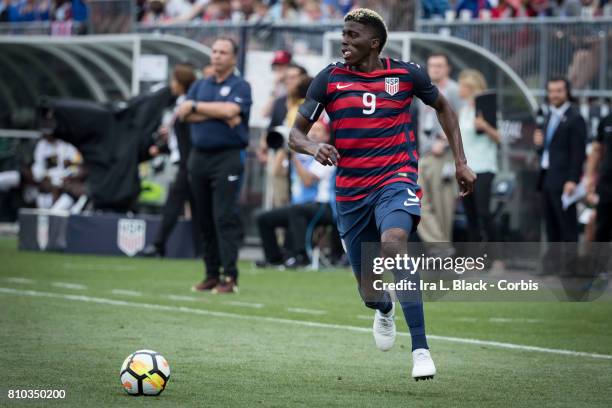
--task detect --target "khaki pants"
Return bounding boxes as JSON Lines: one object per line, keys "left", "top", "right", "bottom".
{"left": 417, "top": 150, "right": 457, "bottom": 242}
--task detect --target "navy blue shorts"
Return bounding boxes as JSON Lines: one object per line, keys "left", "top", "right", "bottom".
{"left": 336, "top": 182, "right": 421, "bottom": 277}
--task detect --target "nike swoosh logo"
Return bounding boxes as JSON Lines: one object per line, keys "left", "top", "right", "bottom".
{"left": 228, "top": 175, "right": 239, "bottom": 182}
{"left": 404, "top": 189, "right": 420, "bottom": 206}
{"left": 336, "top": 83, "right": 353, "bottom": 89}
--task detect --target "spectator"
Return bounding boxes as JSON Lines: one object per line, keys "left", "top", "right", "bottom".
{"left": 458, "top": 69, "right": 500, "bottom": 242}
{"left": 269, "top": 0, "right": 299, "bottom": 21}
{"left": 283, "top": 119, "right": 336, "bottom": 268}
{"left": 579, "top": 0, "right": 603, "bottom": 16}
{"left": 525, "top": 0, "right": 553, "bottom": 17}
{"left": 422, "top": 0, "right": 450, "bottom": 18}
{"left": 585, "top": 112, "right": 612, "bottom": 241}
{"left": 31, "top": 133, "right": 81, "bottom": 209}
{"left": 203, "top": 0, "right": 234, "bottom": 20}
{"left": 299, "top": 0, "right": 323, "bottom": 21}
{"left": 140, "top": 62, "right": 199, "bottom": 258}
{"left": 533, "top": 77, "right": 587, "bottom": 242}
{"left": 264, "top": 64, "right": 309, "bottom": 208}
{"left": 248, "top": 0, "right": 271, "bottom": 22}
{"left": 0, "top": 0, "right": 13, "bottom": 21}
{"left": 261, "top": 49, "right": 292, "bottom": 119}
{"left": 491, "top": 0, "right": 527, "bottom": 18}
{"left": 164, "top": 0, "right": 195, "bottom": 18}
{"left": 322, "top": 0, "right": 353, "bottom": 18}
{"left": 9, "top": 0, "right": 50, "bottom": 22}
{"left": 416, "top": 53, "right": 463, "bottom": 247}
{"left": 553, "top": 0, "right": 583, "bottom": 16}
{"left": 455, "top": 0, "right": 491, "bottom": 18}
{"left": 141, "top": 0, "right": 171, "bottom": 24}
{"left": 255, "top": 75, "right": 319, "bottom": 267}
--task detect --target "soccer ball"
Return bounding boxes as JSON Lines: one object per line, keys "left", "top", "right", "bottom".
{"left": 119, "top": 350, "right": 170, "bottom": 396}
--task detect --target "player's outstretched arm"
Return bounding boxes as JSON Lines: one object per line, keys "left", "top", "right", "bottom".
{"left": 289, "top": 113, "right": 339, "bottom": 166}
{"left": 431, "top": 93, "right": 476, "bottom": 196}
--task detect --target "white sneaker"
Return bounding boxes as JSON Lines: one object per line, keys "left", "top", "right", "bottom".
{"left": 373, "top": 302, "right": 396, "bottom": 351}
{"left": 412, "top": 348, "right": 436, "bottom": 381}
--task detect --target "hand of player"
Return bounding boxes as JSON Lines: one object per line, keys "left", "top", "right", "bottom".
{"left": 178, "top": 100, "right": 194, "bottom": 120}
{"left": 314, "top": 143, "right": 340, "bottom": 166}
{"left": 563, "top": 181, "right": 577, "bottom": 196}
{"left": 456, "top": 163, "right": 476, "bottom": 197}
{"left": 533, "top": 129, "right": 544, "bottom": 147}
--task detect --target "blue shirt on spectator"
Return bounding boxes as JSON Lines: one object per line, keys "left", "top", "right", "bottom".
{"left": 186, "top": 73, "right": 252, "bottom": 151}
{"left": 456, "top": 0, "right": 491, "bottom": 18}
{"left": 9, "top": 0, "right": 50, "bottom": 22}
{"left": 72, "top": 0, "right": 89, "bottom": 22}
{"left": 422, "top": 0, "right": 450, "bottom": 18}
{"left": 323, "top": 0, "right": 354, "bottom": 15}
{"left": 291, "top": 154, "right": 318, "bottom": 205}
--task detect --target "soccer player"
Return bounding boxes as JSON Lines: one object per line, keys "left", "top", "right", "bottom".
{"left": 289, "top": 8, "right": 476, "bottom": 380}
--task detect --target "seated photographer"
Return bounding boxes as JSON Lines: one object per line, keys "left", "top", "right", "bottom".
{"left": 256, "top": 120, "right": 334, "bottom": 268}
{"left": 31, "top": 132, "right": 83, "bottom": 210}
{"left": 284, "top": 121, "right": 336, "bottom": 268}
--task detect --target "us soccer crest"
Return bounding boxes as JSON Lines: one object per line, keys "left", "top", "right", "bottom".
{"left": 385, "top": 77, "right": 400, "bottom": 96}
{"left": 37, "top": 213, "right": 49, "bottom": 250}
{"left": 117, "top": 219, "right": 146, "bottom": 257}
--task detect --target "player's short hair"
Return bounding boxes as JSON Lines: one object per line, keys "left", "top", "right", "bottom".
{"left": 344, "top": 8, "right": 388, "bottom": 53}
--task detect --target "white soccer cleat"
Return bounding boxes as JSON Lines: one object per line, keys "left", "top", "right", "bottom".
{"left": 412, "top": 348, "right": 436, "bottom": 381}
{"left": 373, "top": 302, "right": 396, "bottom": 351}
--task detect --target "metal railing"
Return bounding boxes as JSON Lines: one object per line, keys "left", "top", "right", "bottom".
{"left": 0, "top": 21, "right": 85, "bottom": 36}
{"left": 417, "top": 17, "right": 612, "bottom": 99}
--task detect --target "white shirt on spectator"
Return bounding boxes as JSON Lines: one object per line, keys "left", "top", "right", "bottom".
{"left": 308, "top": 160, "right": 334, "bottom": 203}
{"left": 32, "top": 138, "right": 79, "bottom": 187}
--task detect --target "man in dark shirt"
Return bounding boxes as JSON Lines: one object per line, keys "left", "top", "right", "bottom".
{"left": 178, "top": 37, "right": 252, "bottom": 294}
{"left": 586, "top": 113, "right": 612, "bottom": 241}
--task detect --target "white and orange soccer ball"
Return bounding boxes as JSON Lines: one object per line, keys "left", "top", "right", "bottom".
{"left": 119, "top": 350, "right": 170, "bottom": 396}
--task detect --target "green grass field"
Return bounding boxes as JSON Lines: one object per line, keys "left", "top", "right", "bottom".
{"left": 1, "top": 237, "right": 611, "bottom": 407}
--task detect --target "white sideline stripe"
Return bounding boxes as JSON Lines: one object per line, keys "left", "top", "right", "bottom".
{"left": 1, "top": 287, "right": 611, "bottom": 361}
{"left": 224, "top": 301, "right": 264, "bottom": 309}
{"left": 287, "top": 307, "right": 327, "bottom": 315}
{"left": 456, "top": 317, "right": 478, "bottom": 323}
{"left": 63, "top": 263, "right": 135, "bottom": 271}
{"left": 356, "top": 314, "right": 373, "bottom": 320}
{"left": 166, "top": 294, "right": 198, "bottom": 302}
{"left": 111, "top": 289, "right": 142, "bottom": 296}
{"left": 51, "top": 282, "right": 86, "bottom": 290}
{"left": 489, "top": 317, "right": 542, "bottom": 324}
{"left": 5, "top": 277, "right": 35, "bottom": 284}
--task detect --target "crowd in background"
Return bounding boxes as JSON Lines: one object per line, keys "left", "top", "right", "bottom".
{"left": 2, "top": 0, "right": 609, "bottom": 25}
{"left": 0, "top": 0, "right": 88, "bottom": 22}
{"left": 136, "top": 0, "right": 611, "bottom": 24}
{"left": 423, "top": 0, "right": 611, "bottom": 19}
